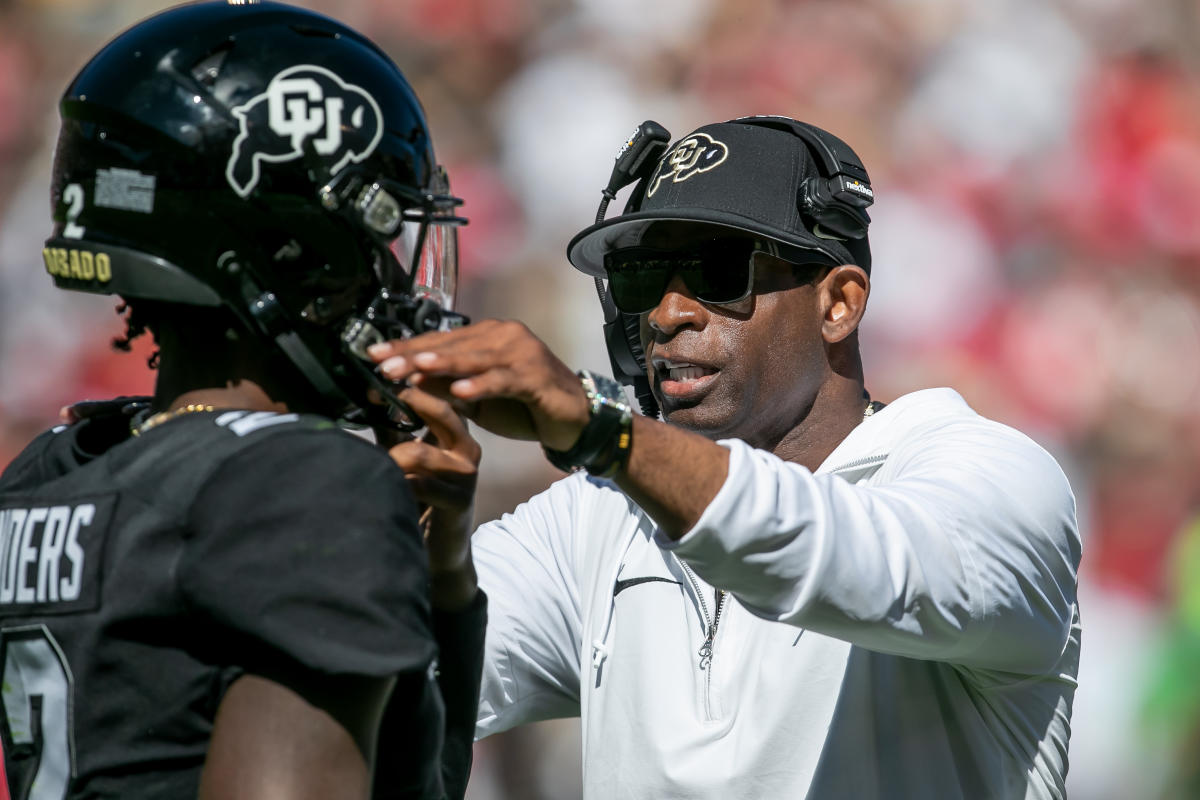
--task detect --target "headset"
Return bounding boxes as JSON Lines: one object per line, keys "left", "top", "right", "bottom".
{"left": 589, "top": 116, "right": 874, "bottom": 419}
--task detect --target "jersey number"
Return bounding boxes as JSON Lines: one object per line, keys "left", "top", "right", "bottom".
{"left": 0, "top": 627, "right": 74, "bottom": 800}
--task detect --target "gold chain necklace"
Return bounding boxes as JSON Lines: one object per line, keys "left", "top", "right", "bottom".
{"left": 130, "top": 404, "right": 215, "bottom": 437}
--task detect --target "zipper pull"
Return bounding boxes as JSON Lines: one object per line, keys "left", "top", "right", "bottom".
{"left": 698, "top": 590, "right": 726, "bottom": 670}
{"left": 698, "top": 625, "right": 715, "bottom": 670}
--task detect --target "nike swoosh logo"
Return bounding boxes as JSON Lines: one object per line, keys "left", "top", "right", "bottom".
{"left": 812, "top": 224, "right": 848, "bottom": 241}
{"left": 613, "top": 576, "right": 682, "bottom": 597}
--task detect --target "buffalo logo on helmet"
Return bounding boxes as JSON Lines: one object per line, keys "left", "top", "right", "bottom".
{"left": 645, "top": 132, "right": 729, "bottom": 198}
{"left": 225, "top": 65, "right": 383, "bottom": 198}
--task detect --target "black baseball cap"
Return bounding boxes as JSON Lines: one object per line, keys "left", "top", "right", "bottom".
{"left": 567, "top": 118, "right": 873, "bottom": 276}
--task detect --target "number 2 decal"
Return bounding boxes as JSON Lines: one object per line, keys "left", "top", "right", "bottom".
{"left": 61, "top": 185, "right": 85, "bottom": 240}
{"left": 0, "top": 627, "right": 74, "bottom": 800}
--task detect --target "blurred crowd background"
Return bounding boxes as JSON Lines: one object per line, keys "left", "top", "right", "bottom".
{"left": 2, "top": 0, "right": 1199, "bottom": 797}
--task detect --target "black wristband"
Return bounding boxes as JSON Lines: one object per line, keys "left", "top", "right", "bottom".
{"left": 544, "top": 370, "right": 633, "bottom": 478}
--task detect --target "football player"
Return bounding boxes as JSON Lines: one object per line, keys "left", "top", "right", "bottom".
{"left": 0, "top": 2, "right": 482, "bottom": 798}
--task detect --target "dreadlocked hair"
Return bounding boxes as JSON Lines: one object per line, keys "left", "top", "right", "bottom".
{"left": 112, "top": 300, "right": 160, "bottom": 369}
{"left": 113, "top": 298, "right": 275, "bottom": 410}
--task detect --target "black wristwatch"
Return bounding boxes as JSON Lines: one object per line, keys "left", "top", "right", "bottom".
{"left": 543, "top": 370, "right": 633, "bottom": 478}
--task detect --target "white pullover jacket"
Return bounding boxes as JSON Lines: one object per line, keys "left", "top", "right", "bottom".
{"left": 473, "top": 388, "right": 1081, "bottom": 799}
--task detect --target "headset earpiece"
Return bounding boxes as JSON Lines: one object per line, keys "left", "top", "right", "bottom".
{"left": 736, "top": 116, "right": 874, "bottom": 241}
{"left": 599, "top": 288, "right": 660, "bottom": 418}
{"left": 621, "top": 312, "right": 658, "bottom": 418}
{"left": 799, "top": 176, "right": 870, "bottom": 241}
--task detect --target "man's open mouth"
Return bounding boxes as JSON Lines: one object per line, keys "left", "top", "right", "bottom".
{"left": 652, "top": 358, "right": 720, "bottom": 398}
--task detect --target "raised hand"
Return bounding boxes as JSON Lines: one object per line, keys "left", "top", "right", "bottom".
{"left": 380, "top": 386, "right": 482, "bottom": 611}
{"left": 368, "top": 319, "right": 591, "bottom": 452}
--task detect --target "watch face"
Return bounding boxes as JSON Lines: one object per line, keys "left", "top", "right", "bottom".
{"left": 580, "top": 370, "right": 632, "bottom": 420}
{"left": 543, "top": 371, "right": 633, "bottom": 476}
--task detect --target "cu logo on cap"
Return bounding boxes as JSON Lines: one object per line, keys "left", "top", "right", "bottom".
{"left": 646, "top": 133, "right": 729, "bottom": 198}
{"left": 226, "top": 65, "right": 383, "bottom": 198}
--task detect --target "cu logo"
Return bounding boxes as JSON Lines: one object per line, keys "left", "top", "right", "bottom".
{"left": 646, "top": 133, "right": 729, "bottom": 198}
{"left": 226, "top": 65, "right": 383, "bottom": 198}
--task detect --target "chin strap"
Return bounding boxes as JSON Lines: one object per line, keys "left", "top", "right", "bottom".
{"left": 219, "top": 252, "right": 360, "bottom": 422}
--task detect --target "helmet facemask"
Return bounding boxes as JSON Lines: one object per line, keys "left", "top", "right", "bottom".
{"left": 305, "top": 164, "right": 467, "bottom": 431}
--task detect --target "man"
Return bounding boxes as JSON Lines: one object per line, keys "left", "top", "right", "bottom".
{"left": 372, "top": 117, "right": 1081, "bottom": 798}
{"left": 0, "top": 3, "right": 483, "bottom": 798}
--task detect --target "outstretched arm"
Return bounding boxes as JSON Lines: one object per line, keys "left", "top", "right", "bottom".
{"left": 369, "top": 324, "right": 1079, "bottom": 673}
{"left": 368, "top": 322, "right": 728, "bottom": 540}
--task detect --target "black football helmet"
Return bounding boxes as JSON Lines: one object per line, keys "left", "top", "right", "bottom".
{"left": 44, "top": 0, "right": 466, "bottom": 429}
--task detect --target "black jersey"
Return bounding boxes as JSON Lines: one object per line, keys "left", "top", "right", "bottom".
{"left": 0, "top": 404, "right": 458, "bottom": 799}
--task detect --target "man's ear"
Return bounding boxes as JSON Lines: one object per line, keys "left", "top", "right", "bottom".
{"left": 820, "top": 265, "right": 870, "bottom": 344}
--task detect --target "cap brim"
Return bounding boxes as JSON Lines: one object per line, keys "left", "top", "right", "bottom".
{"left": 566, "top": 207, "right": 852, "bottom": 277}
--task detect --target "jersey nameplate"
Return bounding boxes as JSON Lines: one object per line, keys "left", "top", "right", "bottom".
{"left": 0, "top": 496, "right": 113, "bottom": 615}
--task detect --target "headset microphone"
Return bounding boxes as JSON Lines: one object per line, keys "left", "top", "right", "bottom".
{"left": 593, "top": 120, "right": 672, "bottom": 418}
{"left": 597, "top": 121, "right": 671, "bottom": 223}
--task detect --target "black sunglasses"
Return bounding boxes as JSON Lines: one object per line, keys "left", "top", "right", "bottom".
{"left": 603, "top": 238, "right": 832, "bottom": 314}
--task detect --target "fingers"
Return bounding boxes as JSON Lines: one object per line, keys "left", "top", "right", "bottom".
{"left": 387, "top": 439, "right": 477, "bottom": 510}
{"left": 396, "top": 387, "right": 481, "bottom": 465}
{"left": 378, "top": 347, "right": 503, "bottom": 384}
{"left": 387, "top": 438, "right": 472, "bottom": 474}
{"left": 368, "top": 319, "right": 534, "bottom": 383}
{"left": 367, "top": 326, "right": 470, "bottom": 363}
{"left": 437, "top": 366, "right": 524, "bottom": 403}
{"left": 373, "top": 425, "right": 416, "bottom": 450}
{"left": 404, "top": 375, "right": 476, "bottom": 412}
{"left": 368, "top": 325, "right": 486, "bottom": 367}
{"left": 367, "top": 319, "right": 585, "bottom": 446}
{"left": 384, "top": 385, "right": 481, "bottom": 513}
{"left": 372, "top": 321, "right": 554, "bottom": 410}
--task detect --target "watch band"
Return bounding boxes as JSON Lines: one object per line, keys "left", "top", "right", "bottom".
{"left": 543, "top": 370, "right": 633, "bottom": 477}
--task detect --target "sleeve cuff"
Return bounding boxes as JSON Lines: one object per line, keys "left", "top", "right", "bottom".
{"left": 432, "top": 588, "right": 488, "bottom": 652}
{"left": 432, "top": 589, "right": 487, "bottom": 800}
